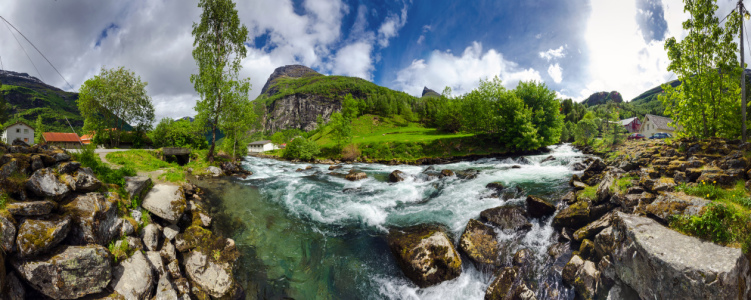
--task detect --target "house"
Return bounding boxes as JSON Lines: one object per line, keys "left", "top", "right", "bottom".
{"left": 248, "top": 140, "right": 279, "bottom": 153}
{"left": 640, "top": 114, "right": 679, "bottom": 137}
{"left": 43, "top": 132, "right": 82, "bottom": 149}
{"left": 80, "top": 134, "right": 94, "bottom": 145}
{"left": 619, "top": 117, "right": 642, "bottom": 133}
{"left": 1, "top": 121, "right": 34, "bottom": 145}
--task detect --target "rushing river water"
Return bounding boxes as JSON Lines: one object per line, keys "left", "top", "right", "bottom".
{"left": 195, "top": 144, "right": 587, "bottom": 300}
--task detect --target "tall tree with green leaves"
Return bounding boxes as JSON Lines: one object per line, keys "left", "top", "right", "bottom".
{"left": 34, "top": 115, "right": 44, "bottom": 144}
{"left": 78, "top": 66, "right": 155, "bottom": 148}
{"left": 190, "top": 0, "right": 251, "bottom": 162}
{"left": 660, "top": 0, "right": 743, "bottom": 138}
{"left": 513, "top": 80, "right": 564, "bottom": 145}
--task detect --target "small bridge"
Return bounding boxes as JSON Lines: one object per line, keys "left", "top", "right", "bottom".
{"left": 162, "top": 147, "right": 191, "bottom": 165}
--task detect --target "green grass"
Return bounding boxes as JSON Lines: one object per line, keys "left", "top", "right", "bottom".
{"left": 579, "top": 185, "right": 598, "bottom": 202}
{"left": 612, "top": 175, "right": 637, "bottom": 194}
{"left": 675, "top": 180, "right": 751, "bottom": 209}
{"left": 105, "top": 149, "right": 219, "bottom": 183}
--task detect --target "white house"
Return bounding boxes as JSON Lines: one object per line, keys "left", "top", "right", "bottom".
{"left": 248, "top": 140, "right": 279, "bottom": 153}
{"left": 640, "top": 114, "right": 679, "bottom": 137}
{"left": 1, "top": 121, "right": 34, "bottom": 145}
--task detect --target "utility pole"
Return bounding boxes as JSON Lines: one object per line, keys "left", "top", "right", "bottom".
{"left": 742, "top": 0, "right": 748, "bottom": 142}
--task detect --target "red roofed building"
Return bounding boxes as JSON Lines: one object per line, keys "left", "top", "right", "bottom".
{"left": 42, "top": 132, "right": 82, "bottom": 149}
{"left": 80, "top": 134, "right": 94, "bottom": 145}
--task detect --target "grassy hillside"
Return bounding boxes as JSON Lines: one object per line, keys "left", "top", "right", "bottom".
{"left": 1, "top": 83, "right": 84, "bottom": 132}
{"left": 257, "top": 74, "right": 416, "bottom": 106}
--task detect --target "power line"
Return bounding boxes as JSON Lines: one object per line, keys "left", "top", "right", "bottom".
{"left": 0, "top": 15, "right": 72, "bottom": 89}
{"left": 2, "top": 19, "right": 44, "bottom": 83}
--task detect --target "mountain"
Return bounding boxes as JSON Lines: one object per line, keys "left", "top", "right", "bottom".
{"left": 255, "top": 64, "right": 416, "bottom": 134}
{"left": 0, "top": 70, "right": 84, "bottom": 132}
{"left": 422, "top": 87, "right": 440, "bottom": 98}
{"left": 582, "top": 91, "right": 623, "bottom": 106}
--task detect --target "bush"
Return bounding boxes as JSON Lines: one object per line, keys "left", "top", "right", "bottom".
{"left": 72, "top": 145, "right": 136, "bottom": 186}
{"left": 670, "top": 202, "right": 749, "bottom": 245}
{"left": 341, "top": 144, "right": 360, "bottom": 161}
{"left": 283, "top": 137, "right": 320, "bottom": 160}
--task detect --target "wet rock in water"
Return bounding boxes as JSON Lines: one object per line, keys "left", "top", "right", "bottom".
{"left": 184, "top": 249, "right": 236, "bottom": 298}
{"left": 485, "top": 182, "right": 505, "bottom": 193}
{"left": 439, "top": 169, "right": 454, "bottom": 178}
{"left": 16, "top": 215, "right": 71, "bottom": 257}
{"left": 142, "top": 184, "right": 187, "bottom": 224}
{"left": 5, "top": 200, "right": 56, "bottom": 216}
{"left": 387, "top": 225, "right": 462, "bottom": 288}
{"left": 484, "top": 267, "right": 534, "bottom": 300}
{"left": 13, "top": 245, "right": 112, "bottom": 299}
{"left": 62, "top": 193, "right": 121, "bottom": 246}
{"left": 553, "top": 200, "right": 591, "bottom": 229}
{"left": 124, "top": 176, "right": 153, "bottom": 200}
{"left": 389, "top": 170, "right": 408, "bottom": 182}
{"left": 206, "top": 166, "right": 224, "bottom": 177}
{"left": 110, "top": 250, "right": 155, "bottom": 300}
{"left": 328, "top": 165, "right": 343, "bottom": 170}
{"left": 541, "top": 155, "right": 556, "bottom": 163}
{"left": 525, "top": 195, "right": 556, "bottom": 218}
{"left": 0, "top": 212, "right": 16, "bottom": 253}
{"left": 345, "top": 171, "right": 367, "bottom": 181}
{"left": 609, "top": 212, "right": 748, "bottom": 299}
{"left": 456, "top": 169, "right": 479, "bottom": 180}
{"left": 638, "top": 192, "right": 709, "bottom": 223}
{"left": 479, "top": 206, "right": 532, "bottom": 231}
{"left": 572, "top": 162, "right": 587, "bottom": 171}
{"left": 517, "top": 157, "right": 532, "bottom": 165}
{"left": 513, "top": 249, "right": 531, "bottom": 267}
{"left": 511, "top": 165, "right": 522, "bottom": 169}
{"left": 25, "top": 168, "right": 70, "bottom": 199}
{"left": 459, "top": 219, "right": 500, "bottom": 268}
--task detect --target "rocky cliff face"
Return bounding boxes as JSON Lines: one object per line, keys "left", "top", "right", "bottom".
{"left": 263, "top": 92, "right": 340, "bottom": 133}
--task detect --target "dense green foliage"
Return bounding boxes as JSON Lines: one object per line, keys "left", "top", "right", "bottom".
{"left": 34, "top": 115, "right": 44, "bottom": 144}
{"left": 149, "top": 118, "right": 208, "bottom": 149}
{"left": 191, "top": 0, "right": 252, "bottom": 162}
{"left": 71, "top": 145, "right": 136, "bottom": 186}
{"left": 670, "top": 202, "right": 749, "bottom": 245}
{"left": 574, "top": 112, "right": 599, "bottom": 146}
{"left": 0, "top": 83, "right": 83, "bottom": 133}
{"left": 0, "top": 81, "right": 6, "bottom": 125}
{"left": 78, "top": 66, "right": 155, "bottom": 147}
{"left": 283, "top": 137, "right": 320, "bottom": 160}
{"left": 661, "top": 0, "right": 743, "bottom": 139}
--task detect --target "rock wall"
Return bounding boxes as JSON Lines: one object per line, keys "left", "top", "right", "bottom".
{"left": 263, "top": 93, "right": 340, "bottom": 133}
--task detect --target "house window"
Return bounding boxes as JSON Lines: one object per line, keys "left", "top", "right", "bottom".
{"left": 24, "top": 138, "right": 28, "bottom": 142}
{"left": 16, "top": 129, "right": 20, "bottom": 133}
{"left": 24, "top": 129, "right": 28, "bottom": 134}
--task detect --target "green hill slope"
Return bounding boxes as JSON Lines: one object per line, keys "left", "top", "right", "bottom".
{"left": 1, "top": 70, "right": 83, "bottom": 132}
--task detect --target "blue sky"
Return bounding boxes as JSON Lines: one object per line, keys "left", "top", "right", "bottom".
{"left": 0, "top": 0, "right": 744, "bottom": 120}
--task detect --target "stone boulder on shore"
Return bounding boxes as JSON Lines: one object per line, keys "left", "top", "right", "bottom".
{"left": 142, "top": 184, "right": 187, "bottom": 224}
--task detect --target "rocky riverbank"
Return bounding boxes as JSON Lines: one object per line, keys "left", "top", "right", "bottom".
{"left": 383, "top": 138, "right": 751, "bottom": 299}
{"left": 0, "top": 141, "right": 244, "bottom": 299}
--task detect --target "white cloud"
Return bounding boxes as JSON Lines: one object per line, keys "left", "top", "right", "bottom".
{"left": 377, "top": 4, "right": 408, "bottom": 47}
{"left": 416, "top": 35, "right": 425, "bottom": 44}
{"left": 331, "top": 42, "right": 374, "bottom": 80}
{"left": 539, "top": 45, "right": 566, "bottom": 61}
{"left": 394, "top": 42, "right": 542, "bottom": 97}
{"left": 547, "top": 63, "right": 563, "bottom": 83}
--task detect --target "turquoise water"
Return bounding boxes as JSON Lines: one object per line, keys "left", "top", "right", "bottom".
{"left": 196, "top": 144, "right": 585, "bottom": 299}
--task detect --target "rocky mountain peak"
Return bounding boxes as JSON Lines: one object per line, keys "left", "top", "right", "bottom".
{"left": 260, "top": 65, "right": 320, "bottom": 96}
{"left": 422, "top": 86, "right": 440, "bottom": 98}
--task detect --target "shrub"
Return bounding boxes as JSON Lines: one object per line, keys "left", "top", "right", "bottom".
{"left": 283, "top": 137, "right": 320, "bottom": 160}
{"left": 670, "top": 202, "right": 749, "bottom": 245}
{"left": 341, "top": 144, "right": 361, "bottom": 161}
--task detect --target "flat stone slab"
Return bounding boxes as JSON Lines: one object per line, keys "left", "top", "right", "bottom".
{"left": 610, "top": 212, "right": 748, "bottom": 299}
{"left": 142, "top": 184, "right": 186, "bottom": 224}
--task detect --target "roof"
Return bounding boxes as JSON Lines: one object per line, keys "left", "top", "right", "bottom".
{"left": 43, "top": 132, "right": 81, "bottom": 143}
{"left": 645, "top": 114, "right": 676, "bottom": 130}
{"left": 619, "top": 117, "right": 639, "bottom": 126}
{"left": 248, "top": 140, "right": 273, "bottom": 146}
{"left": 4, "top": 121, "right": 34, "bottom": 130}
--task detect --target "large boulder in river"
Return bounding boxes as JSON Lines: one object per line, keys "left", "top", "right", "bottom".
{"left": 13, "top": 245, "right": 112, "bottom": 299}
{"left": 479, "top": 206, "right": 531, "bottom": 231}
{"left": 459, "top": 219, "right": 500, "bottom": 268}
{"left": 389, "top": 170, "right": 408, "bottom": 182}
{"left": 142, "top": 184, "right": 187, "bottom": 224}
{"left": 345, "top": 171, "right": 367, "bottom": 181}
{"left": 62, "top": 192, "right": 121, "bottom": 246}
{"left": 387, "top": 225, "right": 462, "bottom": 288}
{"left": 110, "top": 250, "right": 155, "bottom": 300}
{"left": 484, "top": 267, "right": 535, "bottom": 300}
{"left": 607, "top": 212, "right": 749, "bottom": 299}
{"left": 184, "top": 249, "right": 237, "bottom": 298}
{"left": 525, "top": 195, "right": 556, "bottom": 218}
{"left": 16, "top": 215, "right": 71, "bottom": 257}
{"left": 25, "top": 168, "right": 69, "bottom": 199}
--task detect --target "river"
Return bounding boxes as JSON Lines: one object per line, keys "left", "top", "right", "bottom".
{"left": 194, "top": 144, "right": 586, "bottom": 300}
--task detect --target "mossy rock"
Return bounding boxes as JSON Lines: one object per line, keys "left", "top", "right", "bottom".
{"left": 553, "top": 200, "right": 591, "bottom": 229}
{"left": 459, "top": 219, "right": 500, "bottom": 268}
{"left": 16, "top": 215, "right": 72, "bottom": 257}
{"left": 387, "top": 224, "right": 462, "bottom": 288}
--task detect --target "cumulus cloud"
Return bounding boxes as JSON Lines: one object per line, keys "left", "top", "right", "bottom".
{"left": 394, "top": 42, "right": 542, "bottom": 97}
{"left": 547, "top": 63, "right": 563, "bottom": 84}
{"left": 331, "top": 42, "right": 374, "bottom": 80}
{"left": 377, "top": 4, "right": 408, "bottom": 48}
{"left": 539, "top": 45, "right": 566, "bottom": 61}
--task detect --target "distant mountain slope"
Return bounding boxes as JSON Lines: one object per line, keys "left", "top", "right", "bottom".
{"left": 0, "top": 70, "right": 84, "bottom": 132}
{"left": 255, "top": 65, "right": 416, "bottom": 133}
{"left": 422, "top": 87, "right": 440, "bottom": 98}
{"left": 582, "top": 91, "right": 623, "bottom": 106}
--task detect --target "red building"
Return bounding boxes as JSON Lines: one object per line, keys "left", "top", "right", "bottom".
{"left": 619, "top": 117, "right": 641, "bottom": 133}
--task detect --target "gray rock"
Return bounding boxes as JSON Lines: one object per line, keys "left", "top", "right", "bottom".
{"left": 146, "top": 251, "right": 167, "bottom": 277}
{"left": 572, "top": 212, "right": 613, "bottom": 242}
{"left": 155, "top": 275, "right": 180, "bottom": 300}
{"left": 640, "top": 192, "right": 709, "bottom": 223}
{"left": 52, "top": 152, "right": 71, "bottom": 162}
{"left": 30, "top": 155, "right": 44, "bottom": 171}
{"left": 388, "top": 170, "right": 408, "bottom": 182}
{"left": 5, "top": 200, "right": 56, "bottom": 216}
{"left": 13, "top": 245, "right": 111, "bottom": 299}
{"left": 595, "top": 173, "right": 614, "bottom": 203}
{"left": 161, "top": 240, "right": 177, "bottom": 261}
{"left": 479, "top": 206, "right": 532, "bottom": 231}
{"left": 57, "top": 161, "right": 81, "bottom": 174}
{"left": 525, "top": 195, "right": 556, "bottom": 218}
{"left": 69, "top": 171, "right": 103, "bottom": 192}
{"left": 561, "top": 255, "right": 584, "bottom": 286}
{"left": 173, "top": 277, "right": 191, "bottom": 296}
{"left": 0, "top": 212, "right": 16, "bottom": 253}
{"left": 163, "top": 224, "right": 180, "bottom": 241}
{"left": 168, "top": 259, "right": 182, "bottom": 279}
{"left": 121, "top": 218, "right": 135, "bottom": 236}
{"left": 610, "top": 212, "right": 749, "bottom": 299}
{"left": 61, "top": 193, "right": 121, "bottom": 245}
{"left": 387, "top": 225, "right": 462, "bottom": 288}
{"left": 110, "top": 250, "right": 155, "bottom": 300}
{"left": 25, "top": 168, "right": 70, "bottom": 199}
{"left": 184, "top": 250, "right": 236, "bottom": 298}
{"left": 345, "top": 171, "right": 367, "bottom": 181}
{"left": 0, "top": 159, "right": 18, "bottom": 177}
{"left": 143, "top": 224, "right": 161, "bottom": 251}
{"left": 189, "top": 201, "right": 212, "bottom": 227}
{"left": 6, "top": 271, "right": 26, "bottom": 300}
{"left": 573, "top": 260, "right": 601, "bottom": 300}
{"left": 142, "top": 184, "right": 187, "bottom": 224}
{"left": 16, "top": 215, "right": 71, "bottom": 257}
{"left": 206, "top": 166, "right": 223, "bottom": 177}
{"left": 458, "top": 219, "right": 500, "bottom": 268}
{"left": 125, "top": 176, "right": 152, "bottom": 200}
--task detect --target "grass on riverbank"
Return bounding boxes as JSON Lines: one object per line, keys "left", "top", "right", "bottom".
{"left": 105, "top": 149, "right": 216, "bottom": 183}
